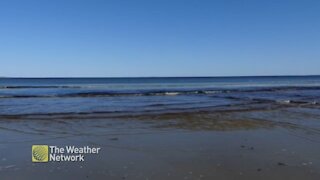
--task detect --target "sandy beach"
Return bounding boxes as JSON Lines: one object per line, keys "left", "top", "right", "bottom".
{"left": 0, "top": 102, "right": 319, "bottom": 180}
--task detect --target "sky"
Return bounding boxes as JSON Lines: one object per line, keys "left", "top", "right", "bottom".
{"left": 0, "top": 0, "right": 319, "bottom": 77}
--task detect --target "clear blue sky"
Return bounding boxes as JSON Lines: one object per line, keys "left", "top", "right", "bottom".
{"left": 0, "top": 0, "right": 319, "bottom": 77}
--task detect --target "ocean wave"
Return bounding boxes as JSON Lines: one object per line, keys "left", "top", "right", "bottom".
{"left": 0, "top": 90, "right": 218, "bottom": 98}
{"left": 1, "top": 86, "right": 320, "bottom": 98}
{"left": 1, "top": 100, "right": 319, "bottom": 118}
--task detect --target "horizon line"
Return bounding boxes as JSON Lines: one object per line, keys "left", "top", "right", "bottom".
{"left": 1, "top": 74, "right": 320, "bottom": 79}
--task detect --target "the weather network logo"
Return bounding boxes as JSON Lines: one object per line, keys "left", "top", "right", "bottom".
{"left": 32, "top": 144, "right": 101, "bottom": 162}
{"left": 32, "top": 145, "right": 49, "bottom": 162}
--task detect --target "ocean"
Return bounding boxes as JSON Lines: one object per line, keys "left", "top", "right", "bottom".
{"left": 0, "top": 76, "right": 320, "bottom": 116}
{"left": 1, "top": 76, "right": 320, "bottom": 179}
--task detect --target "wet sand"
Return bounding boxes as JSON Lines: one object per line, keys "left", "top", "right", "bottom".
{"left": 0, "top": 106, "right": 320, "bottom": 180}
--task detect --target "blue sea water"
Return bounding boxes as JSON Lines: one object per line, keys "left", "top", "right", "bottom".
{"left": 0, "top": 76, "right": 320, "bottom": 115}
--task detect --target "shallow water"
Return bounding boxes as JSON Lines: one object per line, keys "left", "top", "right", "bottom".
{"left": 1, "top": 107, "right": 320, "bottom": 180}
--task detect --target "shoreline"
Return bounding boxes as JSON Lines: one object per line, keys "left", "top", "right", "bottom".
{"left": 0, "top": 106, "right": 319, "bottom": 179}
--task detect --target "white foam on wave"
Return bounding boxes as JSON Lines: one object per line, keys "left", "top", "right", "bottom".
{"left": 165, "top": 92, "right": 180, "bottom": 96}
{"left": 277, "top": 100, "right": 291, "bottom": 104}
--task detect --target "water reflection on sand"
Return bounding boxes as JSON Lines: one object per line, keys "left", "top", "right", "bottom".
{"left": 0, "top": 104, "right": 320, "bottom": 180}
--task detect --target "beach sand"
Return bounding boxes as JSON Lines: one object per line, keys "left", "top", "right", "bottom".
{"left": 0, "top": 105, "right": 320, "bottom": 180}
